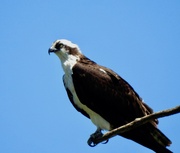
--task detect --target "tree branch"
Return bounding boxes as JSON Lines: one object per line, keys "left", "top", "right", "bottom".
{"left": 93, "top": 105, "right": 180, "bottom": 145}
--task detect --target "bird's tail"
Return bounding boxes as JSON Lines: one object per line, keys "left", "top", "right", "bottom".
{"left": 149, "top": 127, "right": 172, "bottom": 153}
{"left": 120, "top": 123, "right": 172, "bottom": 153}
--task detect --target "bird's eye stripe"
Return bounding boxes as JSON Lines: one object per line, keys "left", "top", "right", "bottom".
{"left": 55, "top": 42, "right": 64, "bottom": 49}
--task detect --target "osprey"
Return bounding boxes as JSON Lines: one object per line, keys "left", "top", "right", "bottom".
{"left": 48, "top": 39, "right": 172, "bottom": 153}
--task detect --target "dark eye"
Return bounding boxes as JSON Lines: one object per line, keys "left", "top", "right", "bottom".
{"left": 55, "top": 42, "right": 64, "bottom": 50}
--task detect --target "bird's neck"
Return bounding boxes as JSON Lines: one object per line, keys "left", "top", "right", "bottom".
{"left": 59, "top": 54, "right": 79, "bottom": 75}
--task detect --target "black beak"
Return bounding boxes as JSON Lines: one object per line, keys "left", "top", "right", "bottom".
{"left": 48, "top": 48, "right": 57, "bottom": 55}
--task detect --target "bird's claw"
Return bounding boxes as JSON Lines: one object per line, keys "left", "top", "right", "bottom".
{"left": 87, "top": 130, "right": 109, "bottom": 147}
{"left": 87, "top": 137, "right": 97, "bottom": 147}
{"left": 102, "top": 139, "right": 109, "bottom": 144}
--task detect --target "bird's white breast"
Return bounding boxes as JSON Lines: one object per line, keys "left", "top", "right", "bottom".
{"left": 62, "top": 57, "right": 111, "bottom": 131}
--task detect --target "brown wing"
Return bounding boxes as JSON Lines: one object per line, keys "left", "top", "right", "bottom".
{"left": 71, "top": 58, "right": 171, "bottom": 152}
{"left": 72, "top": 59, "right": 157, "bottom": 128}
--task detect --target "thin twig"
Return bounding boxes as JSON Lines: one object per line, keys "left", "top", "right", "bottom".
{"left": 94, "top": 105, "right": 180, "bottom": 145}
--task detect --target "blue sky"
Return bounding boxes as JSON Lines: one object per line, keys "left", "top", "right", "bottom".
{"left": 1, "top": 1, "right": 180, "bottom": 153}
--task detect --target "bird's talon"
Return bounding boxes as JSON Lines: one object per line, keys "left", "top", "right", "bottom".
{"left": 87, "top": 137, "right": 97, "bottom": 147}
{"left": 102, "top": 139, "right": 109, "bottom": 144}
{"left": 87, "top": 129, "right": 106, "bottom": 147}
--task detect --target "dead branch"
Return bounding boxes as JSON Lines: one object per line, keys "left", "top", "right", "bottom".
{"left": 93, "top": 105, "right": 180, "bottom": 145}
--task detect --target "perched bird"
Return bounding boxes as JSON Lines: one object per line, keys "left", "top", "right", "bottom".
{"left": 48, "top": 39, "right": 172, "bottom": 153}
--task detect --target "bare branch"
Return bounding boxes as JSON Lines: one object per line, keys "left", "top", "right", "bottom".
{"left": 93, "top": 105, "right": 180, "bottom": 145}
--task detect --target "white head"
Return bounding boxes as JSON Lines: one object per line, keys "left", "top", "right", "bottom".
{"left": 48, "top": 39, "right": 82, "bottom": 56}
{"left": 48, "top": 39, "right": 82, "bottom": 73}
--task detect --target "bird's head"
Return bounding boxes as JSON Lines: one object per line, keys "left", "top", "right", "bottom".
{"left": 48, "top": 39, "right": 82, "bottom": 61}
{"left": 48, "top": 39, "right": 95, "bottom": 73}
{"left": 48, "top": 39, "right": 86, "bottom": 73}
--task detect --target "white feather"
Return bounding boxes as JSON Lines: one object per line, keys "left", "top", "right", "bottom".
{"left": 53, "top": 39, "right": 111, "bottom": 130}
{"left": 52, "top": 39, "right": 111, "bottom": 130}
{"left": 62, "top": 58, "right": 111, "bottom": 131}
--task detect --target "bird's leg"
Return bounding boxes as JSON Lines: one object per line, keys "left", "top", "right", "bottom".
{"left": 87, "top": 128, "right": 109, "bottom": 147}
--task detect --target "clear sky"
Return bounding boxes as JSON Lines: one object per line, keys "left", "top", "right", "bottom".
{"left": 1, "top": 1, "right": 180, "bottom": 153}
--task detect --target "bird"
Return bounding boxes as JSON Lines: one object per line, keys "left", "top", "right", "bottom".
{"left": 48, "top": 39, "right": 172, "bottom": 153}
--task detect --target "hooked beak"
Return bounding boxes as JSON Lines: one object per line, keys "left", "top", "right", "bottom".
{"left": 48, "top": 48, "right": 57, "bottom": 55}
